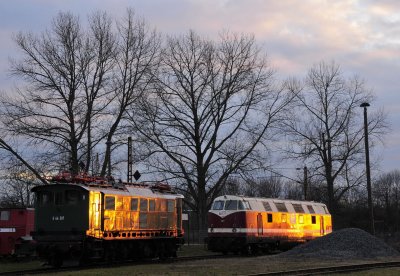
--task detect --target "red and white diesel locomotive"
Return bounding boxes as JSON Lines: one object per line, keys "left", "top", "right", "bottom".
{"left": 207, "top": 195, "right": 332, "bottom": 254}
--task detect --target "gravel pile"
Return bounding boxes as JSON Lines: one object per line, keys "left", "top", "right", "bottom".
{"left": 280, "top": 228, "right": 400, "bottom": 259}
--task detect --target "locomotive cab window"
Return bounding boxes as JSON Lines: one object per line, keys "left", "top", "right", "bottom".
{"left": 55, "top": 192, "right": 63, "bottom": 205}
{"left": 212, "top": 200, "right": 224, "bottom": 210}
{"left": 66, "top": 190, "right": 80, "bottom": 205}
{"left": 130, "top": 198, "right": 138, "bottom": 211}
{"left": 0, "top": 210, "right": 10, "bottom": 221}
{"left": 140, "top": 198, "right": 148, "bottom": 211}
{"left": 167, "top": 200, "right": 175, "bottom": 212}
{"left": 37, "top": 191, "right": 53, "bottom": 206}
{"left": 149, "top": 199, "right": 156, "bottom": 211}
{"left": 238, "top": 201, "right": 246, "bottom": 210}
{"left": 242, "top": 200, "right": 251, "bottom": 210}
{"left": 311, "top": 215, "right": 316, "bottom": 224}
{"left": 225, "top": 200, "right": 238, "bottom": 210}
{"left": 267, "top": 213, "right": 273, "bottom": 223}
{"left": 105, "top": 196, "right": 115, "bottom": 210}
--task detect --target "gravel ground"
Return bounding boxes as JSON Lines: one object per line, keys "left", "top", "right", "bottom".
{"left": 280, "top": 228, "right": 400, "bottom": 259}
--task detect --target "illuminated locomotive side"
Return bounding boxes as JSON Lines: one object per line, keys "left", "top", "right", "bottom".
{"left": 207, "top": 195, "right": 332, "bottom": 254}
{"left": 32, "top": 179, "right": 184, "bottom": 267}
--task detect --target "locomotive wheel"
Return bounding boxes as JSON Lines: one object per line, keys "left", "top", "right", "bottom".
{"left": 104, "top": 251, "right": 112, "bottom": 263}
{"left": 261, "top": 244, "right": 270, "bottom": 254}
{"left": 165, "top": 241, "right": 177, "bottom": 258}
{"left": 142, "top": 243, "right": 155, "bottom": 258}
{"left": 242, "top": 244, "right": 253, "bottom": 255}
{"left": 242, "top": 244, "right": 259, "bottom": 255}
{"left": 104, "top": 243, "right": 116, "bottom": 263}
{"left": 50, "top": 253, "right": 63, "bottom": 268}
{"left": 158, "top": 241, "right": 167, "bottom": 260}
{"left": 117, "top": 243, "right": 129, "bottom": 261}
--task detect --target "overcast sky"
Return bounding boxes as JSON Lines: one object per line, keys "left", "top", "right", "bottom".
{"left": 0, "top": 0, "right": 399, "bottom": 175}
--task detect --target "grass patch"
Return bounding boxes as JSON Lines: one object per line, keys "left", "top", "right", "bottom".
{"left": 33, "top": 256, "right": 400, "bottom": 276}
{"left": 0, "top": 259, "right": 42, "bottom": 273}
{"left": 4, "top": 249, "right": 400, "bottom": 275}
{"left": 177, "top": 244, "right": 216, "bottom": 257}
{"left": 330, "top": 267, "right": 400, "bottom": 276}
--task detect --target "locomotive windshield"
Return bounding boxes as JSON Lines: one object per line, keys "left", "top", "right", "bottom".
{"left": 36, "top": 191, "right": 53, "bottom": 206}
{"left": 212, "top": 200, "right": 224, "bottom": 210}
{"left": 212, "top": 199, "right": 250, "bottom": 210}
{"left": 224, "top": 200, "right": 237, "bottom": 210}
{"left": 36, "top": 190, "right": 85, "bottom": 207}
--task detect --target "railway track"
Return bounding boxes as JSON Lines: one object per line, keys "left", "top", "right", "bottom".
{"left": 247, "top": 260, "right": 400, "bottom": 275}
{"left": 0, "top": 254, "right": 227, "bottom": 275}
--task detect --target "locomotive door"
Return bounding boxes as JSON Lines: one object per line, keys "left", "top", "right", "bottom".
{"left": 320, "top": 216, "right": 325, "bottom": 235}
{"left": 257, "top": 213, "right": 263, "bottom": 236}
{"left": 176, "top": 198, "right": 182, "bottom": 231}
{"left": 90, "top": 192, "right": 102, "bottom": 231}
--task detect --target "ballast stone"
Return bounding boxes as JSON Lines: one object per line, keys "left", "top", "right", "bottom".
{"left": 280, "top": 228, "right": 399, "bottom": 258}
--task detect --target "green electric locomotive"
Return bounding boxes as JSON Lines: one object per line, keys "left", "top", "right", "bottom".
{"left": 32, "top": 173, "right": 184, "bottom": 267}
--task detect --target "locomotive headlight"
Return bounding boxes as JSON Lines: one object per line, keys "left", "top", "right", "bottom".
{"left": 232, "top": 228, "right": 237, "bottom": 233}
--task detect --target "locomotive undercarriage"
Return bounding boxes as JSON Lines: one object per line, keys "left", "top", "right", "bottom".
{"left": 207, "top": 236, "right": 299, "bottom": 255}
{"left": 35, "top": 233, "right": 184, "bottom": 267}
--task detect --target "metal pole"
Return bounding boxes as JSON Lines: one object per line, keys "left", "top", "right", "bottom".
{"left": 303, "top": 166, "right": 308, "bottom": 200}
{"left": 360, "top": 102, "right": 375, "bottom": 235}
{"left": 128, "top": 137, "right": 133, "bottom": 183}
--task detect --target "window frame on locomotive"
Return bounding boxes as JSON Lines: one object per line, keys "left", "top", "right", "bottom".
{"left": 0, "top": 210, "right": 10, "bottom": 221}
{"left": 211, "top": 199, "right": 251, "bottom": 211}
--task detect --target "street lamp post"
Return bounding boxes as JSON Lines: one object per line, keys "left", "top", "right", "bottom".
{"left": 360, "top": 102, "right": 375, "bottom": 235}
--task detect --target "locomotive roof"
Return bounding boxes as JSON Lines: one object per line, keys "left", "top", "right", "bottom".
{"left": 213, "top": 195, "right": 329, "bottom": 214}
{"left": 214, "top": 195, "right": 326, "bottom": 206}
{"left": 32, "top": 182, "right": 183, "bottom": 200}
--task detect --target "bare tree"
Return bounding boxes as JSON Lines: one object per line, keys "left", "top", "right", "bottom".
{"left": 283, "top": 61, "right": 388, "bottom": 214}
{"left": 220, "top": 177, "right": 245, "bottom": 196}
{"left": 0, "top": 12, "right": 116, "bottom": 175}
{"left": 128, "top": 31, "right": 294, "bottom": 231}
{"left": 0, "top": 160, "right": 41, "bottom": 207}
{"left": 0, "top": 137, "right": 48, "bottom": 184}
{"left": 253, "top": 176, "right": 283, "bottom": 198}
{"left": 0, "top": 9, "right": 159, "bottom": 179}
{"left": 80, "top": 12, "right": 116, "bottom": 172}
{"left": 282, "top": 182, "right": 304, "bottom": 201}
{"left": 99, "top": 9, "right": 161, "bottom": 177}
{"left": 374, "top": 170, "right": 400, "bottom": 231}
